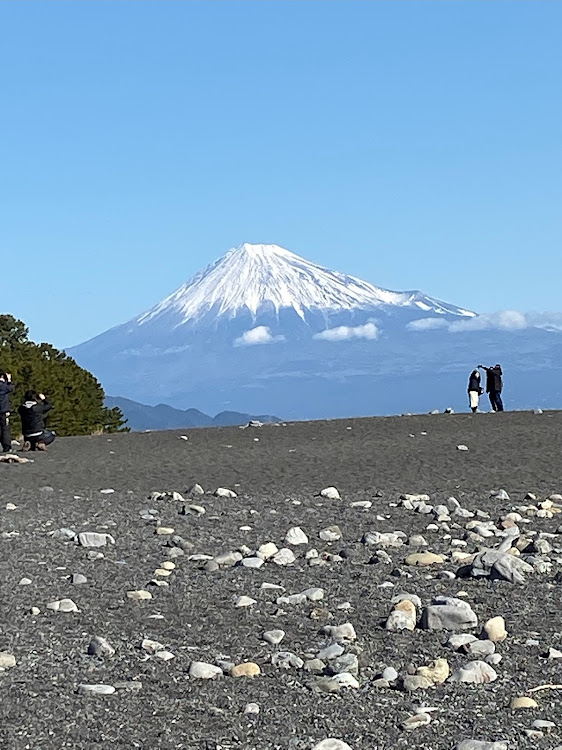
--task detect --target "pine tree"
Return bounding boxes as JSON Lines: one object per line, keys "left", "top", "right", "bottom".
{"left": 0, "top": 314, "right": 128, "bottom": 436}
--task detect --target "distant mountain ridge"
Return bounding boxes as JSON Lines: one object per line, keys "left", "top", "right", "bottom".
{"left": 106, "top": 396, "right": 280, "bottom": 432}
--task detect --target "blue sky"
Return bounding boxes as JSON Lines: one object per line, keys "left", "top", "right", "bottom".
{"left": 2, "top": 1, "right": 561, "bottom": 347}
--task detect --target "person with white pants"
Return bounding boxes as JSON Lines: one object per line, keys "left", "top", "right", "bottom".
{"left": 467, "top": 369, "right": 483, "bottom": 413}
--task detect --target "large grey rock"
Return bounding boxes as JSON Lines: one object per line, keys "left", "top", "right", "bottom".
{"left": 421, "top": 597, "right": 478, "bottom": 630}
{"left": 470, "top": 549, "right": 533, "bottom": 584}
{"left": 329, "top": 653, "right": 358, "bottom": 676}
{"left": 463, "top": 640, "right": 495, "bottom": 658}
{"left": 78, "top": 532, "right": 115, "bottom": 548}
{"left": 456, "top": 742, "right": 508, "bottom": 750}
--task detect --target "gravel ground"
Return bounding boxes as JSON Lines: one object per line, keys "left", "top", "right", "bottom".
{"left": 0, "top": 411, "right": 561, "bottom": 750}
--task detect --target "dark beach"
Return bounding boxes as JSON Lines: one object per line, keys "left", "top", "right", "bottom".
{"left": 1, "top": 411, "right": 561, "bottom": 749}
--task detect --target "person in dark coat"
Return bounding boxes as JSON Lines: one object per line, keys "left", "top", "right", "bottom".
{"left": 0, "top": 371, "right": 14, "bottom": 452}
{"left": 18, "top": 390, "right": 56, "bottom": 451}
{"left": 467, "top": 368, "right": 483, "bottom": 413}
{"left": 479, "top": 364, "right": 504, "bottom": 412}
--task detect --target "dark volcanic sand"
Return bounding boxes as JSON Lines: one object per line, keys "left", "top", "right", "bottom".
{"left": 1, "top": 412, "right": 561, "bottom": 749}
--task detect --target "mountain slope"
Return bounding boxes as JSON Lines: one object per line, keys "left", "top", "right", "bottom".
{"left": 137, "top": 243, "right": 475, "bottom": 327}
{"left": 70, "top": 243, "right": 562, "bottom": 418}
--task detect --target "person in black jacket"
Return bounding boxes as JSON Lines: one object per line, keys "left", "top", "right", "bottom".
{"left": 467, "top": 368, "right": 483, "bottom": 413}
{"left": 479, "top": 364, "right": 504, "bottom": 412}
{"left": 0, "top": 371, "right": 14, "bottom": 452}
{"left": 18, "top": 390, "right": 56, "bottom": 451}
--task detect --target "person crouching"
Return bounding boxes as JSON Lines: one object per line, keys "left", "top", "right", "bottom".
{"left": 18, "top": 391, "right": 56, "bottom": 451}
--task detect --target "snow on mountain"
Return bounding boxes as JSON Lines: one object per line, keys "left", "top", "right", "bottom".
{"left": 136, "top": 243, "right": 475, "bottom": 326}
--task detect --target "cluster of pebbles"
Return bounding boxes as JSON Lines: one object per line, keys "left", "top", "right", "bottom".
{"left": 1, "top": 423, "right": 562, "bottom": 749}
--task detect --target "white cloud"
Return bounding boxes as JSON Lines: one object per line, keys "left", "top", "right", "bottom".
{"left": 525, "top": 311, "right": 562, "bottom": 331}
{"left": 448, "top": 310, "right": 527, "bottom": 332}
{"left": 234, "top": 325, "right": 285, "bottom": 346}
{"left": 407, "top": 318, "right": 448, "bottom": 331}
{"left": 409, "top": 310, "right": 536, "bottom": 334}
{"left": 314, "top": 322, "right": 379, "bottom": 342}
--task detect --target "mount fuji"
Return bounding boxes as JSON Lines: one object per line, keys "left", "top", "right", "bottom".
{"left": 70, "top": 243, "right": 562, "bottom": 420}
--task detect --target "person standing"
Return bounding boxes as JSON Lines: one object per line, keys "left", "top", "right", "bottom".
{"left": 0, "top": 371, "right": 14, "bottom": 452}
{"left": 479, "top": 364, "right": 504, "bottom": 412}
{"left": 18, "top": 390, "right": 56, "bottom": 451}
{"left": 467, "top": 368, "right": 483, "bottom": 413}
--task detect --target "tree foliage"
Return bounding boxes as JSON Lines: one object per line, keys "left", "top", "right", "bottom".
{"left": 0, "top": 314, "right": 128, "bottom": 436}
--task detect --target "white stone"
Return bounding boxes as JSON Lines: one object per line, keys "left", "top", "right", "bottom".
{"left": 323, "top": 622, "right": 357, "bottom": 642}
{"left": 47, "top": 598, "right": 78, "bottom": 613}
{"left": 320, "top": 487, "right": 341, "bottom": 500}
{"left": 77, "top": 683, "right": 115, "bottom": 695}
{"left": 127, "top": 590, "right": 152, "bottom": 600}
{"left": 258, "top": 542, "right": 278, "bottom": 559}
{"left": 234, "top": 595, "right": 257, "bottom": 607}
{"left": 214, "top": 487, "right": 237, "bottom": 498}
{"left": 319, "top": 525, "right": 342, "bottom": 542}
{"left": 0, "top": 652, "right": 16, "bottom": 670}
{"left": 189, "top": 661, "right": 223, "bottom": 679}
{"left": 312, "top": 740, "right": 353, "bottom": 750}
{"left": 155, "top": 651, "right": 175, "bottom": 661}
{"left": 382, "top": 666, "right": 398, "bottom": 681}
{"left": 450, "top": 660, "right": 497, "bottom": 684}
{"left": 273, "top": 548, "right": 296, "bottom": 566}
{"left": 262, "top": 629, "right": 285, "bottom": 645}
{"left": 330, "top": 672, "right": 359, "bottom": 688}
{"left": 402, "top": 712, "right": 432, "bottom": 730}
{"left": 141, "top": 638, "right": 165, "bottom": 654}
{"left": 285, "top": 526, "right": 308, "bottom": 545}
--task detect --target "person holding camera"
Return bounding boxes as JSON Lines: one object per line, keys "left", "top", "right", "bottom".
{"left": 479, "top": 364, "right": 504, "bottom": 412}
{"left": 0, "top": 371, "right": 15, "bottom": 452}
{"left": 18, "top": 390, "right": 56, "bottom": 451}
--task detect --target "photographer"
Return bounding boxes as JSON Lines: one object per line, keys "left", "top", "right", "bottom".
{"left": 18, "top": 390, "right": 56, "bottom": 451}
{"left": 0, "top": 371, "right": 14, "bottom": 452}
{"left": 479, "top": 364, "right": 505, "bottom": 412}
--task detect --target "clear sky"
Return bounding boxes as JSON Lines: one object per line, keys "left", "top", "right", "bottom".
{"left": 2, "top": 1, "right": 561, "bottom": 348}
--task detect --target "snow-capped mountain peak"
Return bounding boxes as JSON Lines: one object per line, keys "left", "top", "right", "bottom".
{"left": 137, "top": 243, "right": 475, "bottom": 326}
